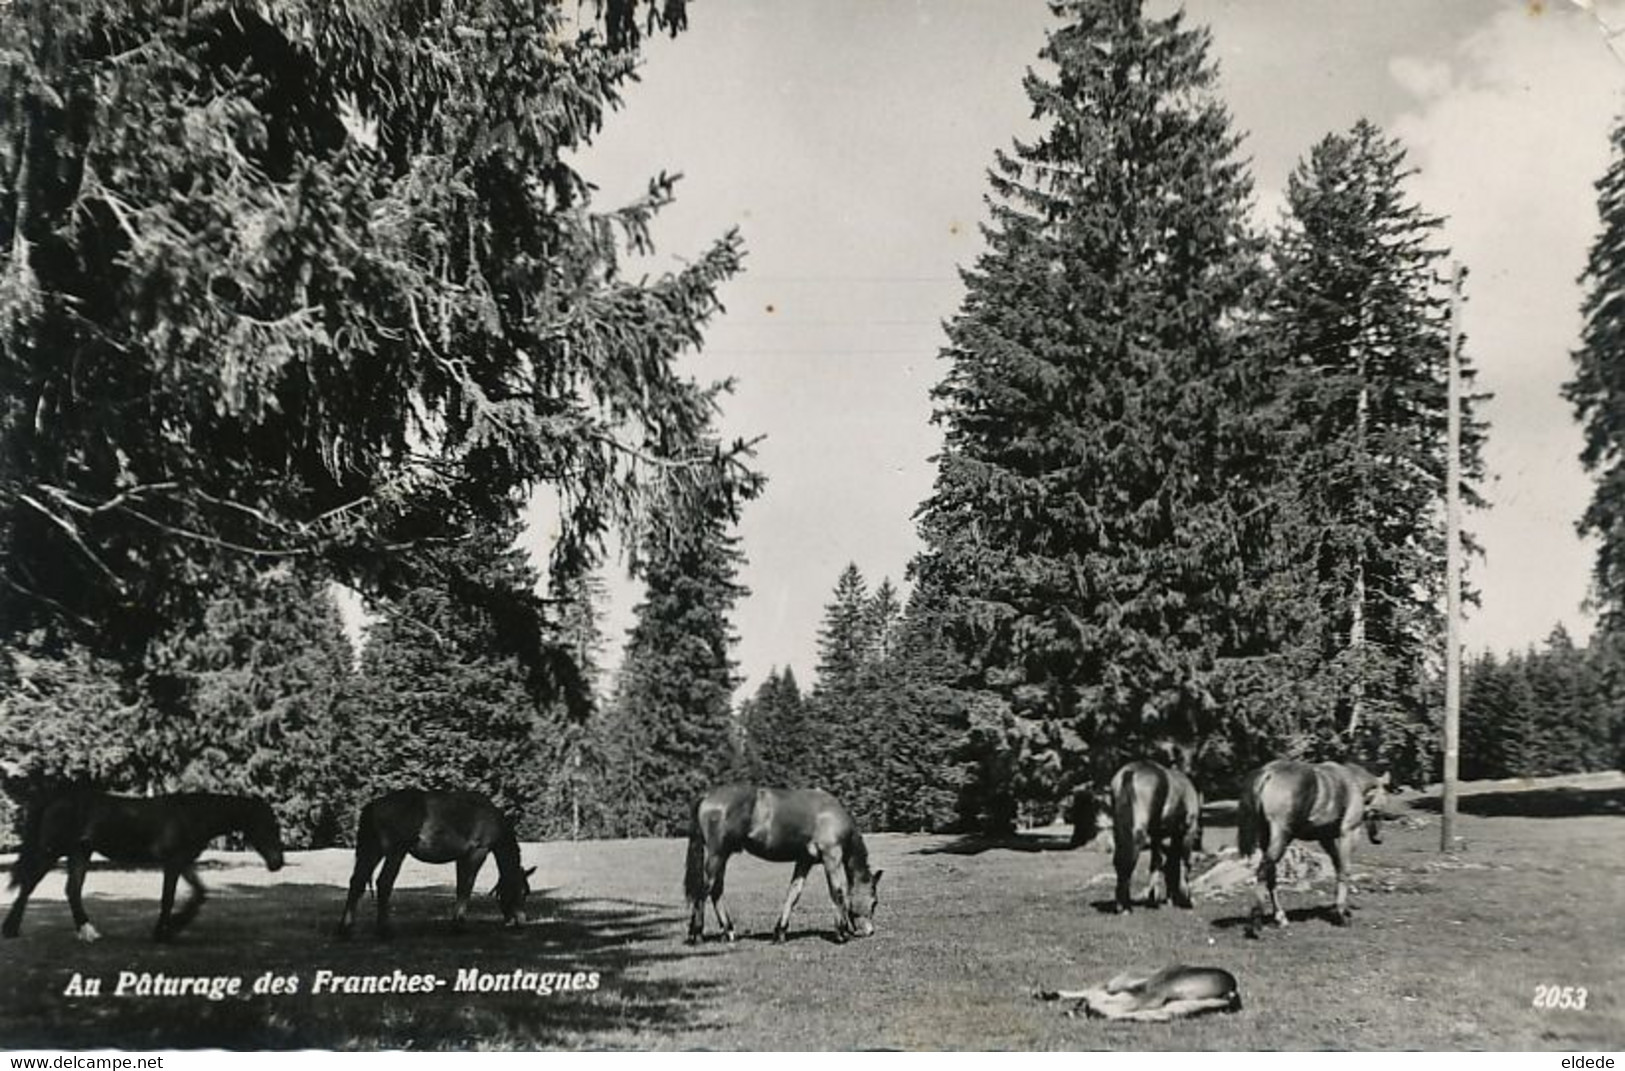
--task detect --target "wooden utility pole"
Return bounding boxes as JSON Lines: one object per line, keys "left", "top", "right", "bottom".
{"left": 1442, "top": 263, "right": 1464, "bottom": 853}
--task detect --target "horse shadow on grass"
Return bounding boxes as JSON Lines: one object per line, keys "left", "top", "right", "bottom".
{"left": 735, "top": 929, "right": 846, "bottom": 946}
{"left": 1409, "top": 785, "right": 1625, "bottom": 819}
{"left": 0, "top": 880, "right": 722, "bottom": 1050}
{"left": 1208, "top": 905, "right": 1354, "bottom": 931}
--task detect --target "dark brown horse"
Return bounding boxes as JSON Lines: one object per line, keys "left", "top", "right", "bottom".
{"left": 685, "top": 786, "right": 882, "bottom": 944}
{"left": 337, "top": 789, "right": 533, "bottom": 939}
{"left": 1238, "top": 759, "right": 1389, "bottom": 936}
{"left": 3, "top": 791, "right": 285, "bottom": 942}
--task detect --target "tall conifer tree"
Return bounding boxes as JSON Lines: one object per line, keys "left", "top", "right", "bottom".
{"left": 912, "top": 0, "right": 1273, "bottom": 829}
{"left": 607, "top": 459, "right": 751, "bottom": 835}
{"left": 1569, "top": 116, "right": 1625, "bottom": 630}
{"left": 1267, "top": 121, "right": 1487, "bottom": 780}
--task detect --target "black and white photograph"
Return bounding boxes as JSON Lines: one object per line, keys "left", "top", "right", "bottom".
{"left": 1, "top": 0, "right": 1623, "bottom": 1052}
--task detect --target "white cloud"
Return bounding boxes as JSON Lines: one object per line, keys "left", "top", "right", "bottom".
{"left": 1390, "top": 5, "right": 1625, "bottom": 651}
{"left": 1390, "top": 55, "right": 1454, "bottom": 100}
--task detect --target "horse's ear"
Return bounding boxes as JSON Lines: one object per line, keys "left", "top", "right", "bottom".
{"left": 524, "top": 866, "right": 537, "bottom": 878}
{"left": 1378, "top": 771, "right": 1391, "bottom": 787}
{"left": 872, "top": 869, "right": 884, "bottom": 887}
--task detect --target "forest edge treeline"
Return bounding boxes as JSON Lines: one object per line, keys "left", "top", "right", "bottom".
{"left": 3, "top": 1, "right": 1624, "bottom": 847}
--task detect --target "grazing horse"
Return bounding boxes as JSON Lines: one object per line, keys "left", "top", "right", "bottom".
{"left": 1238, "top": 760, "right": 1389, "bottom": 936}
{"left": 1077, "top": 760, "right": 1202, "bottom": 912}
{"left": 337, "top": 789, "right": 533, "bottom": 939}
{"left": 1037, "top": 965, "right": 1242, "bottom": 1021}
{"left": 685, "top": 786, "right": 882, "bottom": 944}
{"left": 3, "top": 791, "right": 285, "bottom": 942}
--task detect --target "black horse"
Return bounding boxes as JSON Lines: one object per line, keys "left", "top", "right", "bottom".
{"left": 337, "top": 789, "right": 534, "bottom": 939}
{"left": 1238, "top": 759, "right": 1389, "bottom": 936}
{"left": 685, "top": 786, "right": 882, "bottom": 944}
{"left": 2, "top": 791, "right": 285, "bottom": 942}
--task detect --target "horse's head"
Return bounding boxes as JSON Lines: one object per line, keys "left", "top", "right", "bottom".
{"left": 246, "top": 801, "right": 286, "bottom": 871}
{"left": 1354, "top": 767, "right": 1390, "bottom": 844}
{"left": 845, "top": 867, "right": 884, "bottom": 938}
{"left": 492, "top": 864, "right": 536, "bottom": 926}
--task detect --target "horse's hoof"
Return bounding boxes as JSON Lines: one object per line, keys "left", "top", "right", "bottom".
{"left": 76, "top": 923, "right": 101, "bottom": 944}
{"left": 685, "top": 932, "right": 701, "bottom": 946}
{"left": 1331, "top": 910, "right": 1351, "bottom": 927}
{"left": 724, "top": 929, "right": 737, "bottom": 944}
{"left": 2, "top": 924, "right": 19, "bottom": 939}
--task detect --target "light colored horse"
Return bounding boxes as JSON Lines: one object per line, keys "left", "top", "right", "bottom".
{"left": 1238, "top": 760, "right": 1388, "bottom": 936}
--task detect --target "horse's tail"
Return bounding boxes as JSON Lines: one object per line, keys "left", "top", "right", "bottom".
{"left": 1111, "top": 766, "right": 1139, "bottom": 851}
{"left": 1236, "top": 769, "right": 1265, "bottom": 858}
{"left": 683, "top": 804, "right": 708, "bottom": 903}
{"left": 9, "top": 794, "right": 55, "bottom": 888}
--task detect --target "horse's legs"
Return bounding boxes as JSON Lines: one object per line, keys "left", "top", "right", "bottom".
{"left": 821, "top": 851, "right": 853, "bottom": 941}
{"left": 154, "top": 867, "right": 181, "bottom": 942}
{"left": 686, "top": 854, "right": 709, "bottom": 945}
{"left": 65, "top": 848, "right": 99, "bottom": 943}
{"left": 1, "top": 849, "right": 62, "bottom": 939}
{"left": 1322, "top": 833, "right": 1353, "bottom": 925}
{"left": 1247, "top": 827, "right": 1291, "bottom": 938}
{"left": 706, "top": 853, "right": 735, "bottom": 942}
{"left": 1144, "top": 838, "right": 1167, "bottom": 907}
{"left": 171, "top": 866, "right": 207, "bottom": 932}
{"left": 1113, "top": 831, "right": 1141, "bottom": 913}
{"left": 774, "top": 859, "right": 814, "bottom": 943}
{"left": 374, "top": 850, "right": 407, "bottom": 939}
{"left": 338, "top": 840, "right": 383, "bottom": 938}
{"left": 1169, "top": 836, "right": 1194, "bottom": 909}
{"left": 453, "top": 850, "right": 488, "bottom": 930}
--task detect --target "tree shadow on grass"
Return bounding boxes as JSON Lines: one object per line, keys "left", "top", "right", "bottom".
{"left": 0, "top": 881, "right": 721, "bottom": 1050}
{"left": 1409, "top": 785, "right": 1625, "bottom": 819}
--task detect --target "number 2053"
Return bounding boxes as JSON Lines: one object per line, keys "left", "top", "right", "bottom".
{"left": 1533, "top": 984, "right": 1589, "bottom": 1010}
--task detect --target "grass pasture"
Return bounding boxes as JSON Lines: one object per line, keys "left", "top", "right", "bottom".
{"left": 1, "top": 774, "right": 1622, "bottom": 1050}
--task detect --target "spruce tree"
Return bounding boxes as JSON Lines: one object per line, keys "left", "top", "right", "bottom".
{"left": 912, "top": 0, "right": 1272, "bottom": 828}
{"left": 739, "top": 667, "right": 814, "bottom": 789}
{"left": 1569, "top": 116, "right": 1625, "bottom": 629}
{"left": 0, "top": 0, "right": 757, "bottom": 694}
{"left": 347, "top": 522, "right": 547, "bottom": 824}
{"left": 606, "top": 465, "right": 750, "bottom": 836}
{"left": 1268, "top": 121, "right": 1486, "bottom": 780}
{"left": 807, "top": 564, "right": 883, "bottom": 821}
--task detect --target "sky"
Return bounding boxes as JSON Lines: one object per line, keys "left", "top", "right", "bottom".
{"left": 527, "top": 0, "right": 1625, "bottom": 696}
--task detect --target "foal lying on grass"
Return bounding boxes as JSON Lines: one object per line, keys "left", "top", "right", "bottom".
{"left": 1036, "top": 965, "right": 1241, "bottom": 1022}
